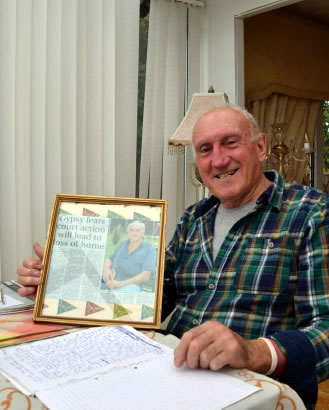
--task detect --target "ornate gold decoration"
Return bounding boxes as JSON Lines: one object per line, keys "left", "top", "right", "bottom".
{"left": 265, "top": 123, "right": 313, "bottom": 182}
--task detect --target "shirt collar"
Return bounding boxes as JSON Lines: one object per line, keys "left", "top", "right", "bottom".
{"left": 194, "top": 170, "right": 284, "bottom": 218}
{"left": 257, "top": 170, "right": 284, "bottom": 210}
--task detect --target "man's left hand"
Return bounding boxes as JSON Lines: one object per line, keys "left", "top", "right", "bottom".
{"left": 106, "top": 280, "right": 122, "bottom": 290}
{"left": 174, "top": 321, "right": 272, "bottom": 374}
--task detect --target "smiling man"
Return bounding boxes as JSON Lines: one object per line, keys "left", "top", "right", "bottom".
{"left": 192, "top": 106, "right": 270, "bottom": 207}
{"left": 162, "top": 105, "right": 329, "bottom": 408}
{"left": 17, "top": 105, "right": 329, "bottom": 408}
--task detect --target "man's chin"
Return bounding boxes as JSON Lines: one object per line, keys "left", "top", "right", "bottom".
{"left": 209, "top": 185, "right": 240, "bottom": 203}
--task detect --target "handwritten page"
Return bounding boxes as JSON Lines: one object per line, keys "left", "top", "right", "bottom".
{"left": 0, "top": 325, "right": 260, "bottom": 409}
{"left": 0, "top": 326, "right": 169, "bottom": 393}
{"left": 36, "top": 354, "right": 260, "bottom": 410}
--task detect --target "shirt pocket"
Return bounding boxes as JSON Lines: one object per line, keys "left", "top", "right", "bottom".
{"left": 174, "top": 249, "right": 211, "bottom": 294}
{"left": 233, "top": 236, "right": 297, "bottom": 296}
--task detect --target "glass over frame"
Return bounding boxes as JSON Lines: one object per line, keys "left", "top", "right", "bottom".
{"left": 34, "top": 194, "right": 167, "bottom": 329}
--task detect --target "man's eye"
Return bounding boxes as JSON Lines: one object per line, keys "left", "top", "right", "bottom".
{"left": 199, "top": 146, "right": 210, "bottom": 153}
{"left": 225, "top": 139, "right": 237, "bottom": 146}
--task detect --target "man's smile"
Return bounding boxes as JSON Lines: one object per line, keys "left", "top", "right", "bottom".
{"left": 215, "top": 169, "right": 238, "bottom": 179}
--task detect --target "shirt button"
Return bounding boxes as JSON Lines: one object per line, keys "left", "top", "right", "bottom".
{"left": 268, "top": 241, "right": 274, "bottom": 248}
{"left": 192, "top": 319, "right": 199, "bottom": 325}
{"left": 208, "top": 283, "right": 215, "bottom": 289}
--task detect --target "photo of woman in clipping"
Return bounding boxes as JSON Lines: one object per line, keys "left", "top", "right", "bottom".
{"left": 102, "top": 221, "right": 156, "bottom": 292}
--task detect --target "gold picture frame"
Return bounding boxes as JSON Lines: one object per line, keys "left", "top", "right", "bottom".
{"left": 34, "top": 194, "right": 167, "bottom": 329}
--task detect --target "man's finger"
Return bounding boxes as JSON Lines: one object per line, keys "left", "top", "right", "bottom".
{"left": 16, "top": 267, "right": 41, "bottom": 277}
{"left": 21, "top": 257, "right": 42, "bottom": 270}
{"left": 174, "top": 326, "right": 204, "bottom": 367}
{"left": 174, "top": 322, "right": 229, "bottom": 368}
{"left": 17, "top": 275, "right": 41, "bottom": 287}
{"left": 208, "top": 352, "right": 228, "bottom": 371}
{"left": 185, "top": 332, "right": 214, "bottom": 369}
{"left": 199, "top": 339, "right": 227, "bottom": 370}
{"left": 33, "top": 242, "right": 45, "bottom": 261}
{"left": 18, "top": 286, "right": 37, "bottom": 297}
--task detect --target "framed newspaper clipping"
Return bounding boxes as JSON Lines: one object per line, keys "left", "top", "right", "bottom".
{"left": 34, "top": 194, "right": 167, "bottom": 329}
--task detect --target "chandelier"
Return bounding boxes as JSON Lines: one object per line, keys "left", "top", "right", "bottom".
{"left": 265, "top": 123, "right": 313, "bottom": 183}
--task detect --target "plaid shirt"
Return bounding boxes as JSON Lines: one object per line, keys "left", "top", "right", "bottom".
{"left": 163, "top": 171, "right": 329, "bottom": 401}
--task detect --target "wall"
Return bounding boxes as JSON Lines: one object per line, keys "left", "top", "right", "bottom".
{"left": 245, "top": 10, "right": 329, "bottom": 103}
{"left": 199, "top": 0, "right": 301, "bottom": 104}
{"left": 183, "top": 0, "right": 300, "bottom": 209}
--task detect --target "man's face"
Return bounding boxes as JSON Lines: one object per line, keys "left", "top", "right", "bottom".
{"left": 128, "top": 226, "right": 144, "bottom": 242}
{"left": 192, "top": 108, "right": 268, "bottom": 208}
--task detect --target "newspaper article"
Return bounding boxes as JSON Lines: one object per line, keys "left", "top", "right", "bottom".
{"left": 45, "top": 215, "right": 156, "bottom": 306}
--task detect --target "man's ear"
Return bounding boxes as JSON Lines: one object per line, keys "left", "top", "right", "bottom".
{"left": 257, "top": 133, "right": 267, "bottom": 162}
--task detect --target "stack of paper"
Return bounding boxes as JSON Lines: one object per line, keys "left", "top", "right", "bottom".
{"left": 0, "top": 281, "right": 35, "bottom": 314}
{"left": 0, "top": 326, "right": 260, "bottom": 410}
{"left": 0, "top": 311, "right": 79, "bottom": 347}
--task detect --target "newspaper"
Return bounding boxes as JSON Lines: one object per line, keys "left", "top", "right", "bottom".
{"left": 45, "top": 215, "right": 155, "bottom": 306}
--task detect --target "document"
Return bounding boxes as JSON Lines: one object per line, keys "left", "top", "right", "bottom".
{"left": 45, "top": 215, "right": 155, "bottom": 306}
{"left": 0, "top": 311, "right": 77, "bottom": 348}
{"left": 0, "top": 326, "right": 168, "bottom": 393}
{"left": 0, "top": 326, "right": 260, "bottom": 409}
{"left": 45, "top": 216, "right": 110, "bottom": 301}
{"left": 0, "top": 281, "right": 35, "bottom": 314}
{"left": 1, "top": 294, "right": 23, "bottom": 307}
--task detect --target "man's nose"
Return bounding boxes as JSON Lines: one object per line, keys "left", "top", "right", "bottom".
{"left": 211, "top": 146, "right": 230, "bottom": 168}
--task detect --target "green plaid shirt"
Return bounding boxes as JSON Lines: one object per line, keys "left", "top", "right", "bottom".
{"left": 164, "top": 171, "right": 329, "bottom": 392}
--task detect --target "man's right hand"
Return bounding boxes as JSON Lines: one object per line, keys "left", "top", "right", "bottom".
{"left": 16, "top": 242, "right": 44, "bottom": 298}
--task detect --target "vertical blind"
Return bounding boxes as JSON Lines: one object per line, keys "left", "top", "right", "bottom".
{"left": 140, "top": 0, "right": 202, "bottom": 241}
{"left": 0, "top": 0, "right": 140, "bottom": 280}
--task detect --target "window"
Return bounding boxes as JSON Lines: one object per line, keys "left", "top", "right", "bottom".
{"left": 136, "top": 1, "right": 150, "bottom": 196}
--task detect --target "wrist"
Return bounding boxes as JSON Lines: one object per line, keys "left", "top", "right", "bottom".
{"left": 269, "top": 339, "right": 287, "bottom": 378}
{"left": 258, "top": 338, "right": 288, "bottom": 378}
{"left": 246, "top": 338, "right": 273, "bottom": 374}
{"left": 260, "top": 338, "right": 278, "bottom": 375}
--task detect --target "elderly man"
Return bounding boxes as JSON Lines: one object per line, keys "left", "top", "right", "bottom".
{"left": 102, "top": 220, "right": 156, "bottom": 292}
{"left": 17, "top": 105, "right": 329, "bottom": 407}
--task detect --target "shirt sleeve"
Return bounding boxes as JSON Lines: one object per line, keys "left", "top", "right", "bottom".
{"left": 162, "top": 228, "right": 180, "bottom": 322}
{"left": 110, "top": 240, "right": 124, "bottom": 261}
{"left": 141, "top": 244, "right": 156, "bottom": 272}
{"left": 162, "top": 205, "right": 195, "bottom": 322}
{"left": 271, "top": 204, "right": 329, "bottom": 405}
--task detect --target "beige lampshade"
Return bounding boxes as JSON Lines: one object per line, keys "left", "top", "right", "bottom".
{"left": 168, "top": 93, "right": 229, "bottom": 152}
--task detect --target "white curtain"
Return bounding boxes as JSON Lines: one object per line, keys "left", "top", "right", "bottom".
{"left": 140, "top": 0, "right": 201, "bottom": 242}
{"left": 0, "top": 0, "right": 140, "bottom": 281}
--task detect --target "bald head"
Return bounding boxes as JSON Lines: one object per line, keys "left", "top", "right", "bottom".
{"left": 192, "top": 105, "right": 261, "bottom": 145}
{"left": 191, "top": 104, "right": 269, "bottom": 208}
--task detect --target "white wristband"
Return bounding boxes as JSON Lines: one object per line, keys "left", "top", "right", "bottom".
{"left": 260, "top": 337, "right": 278, "bottom": 376}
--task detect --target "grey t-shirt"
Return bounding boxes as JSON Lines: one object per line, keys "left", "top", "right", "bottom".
{"left": 213, "top": 201, "right": 256, "bottom": 259}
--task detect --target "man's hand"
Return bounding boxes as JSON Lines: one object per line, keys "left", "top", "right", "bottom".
{"left": 106, "top": 280, "right": 122, "bottom": 290}
{"left": 16, "top": 242, "right": 44, "bottom": 297}
{"left": 174, "top": 321, "right": 273, "bottom": 374}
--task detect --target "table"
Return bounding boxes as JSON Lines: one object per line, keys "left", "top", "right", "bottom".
{"left": 0, "top": 322, "right": 306, "bottom": 410}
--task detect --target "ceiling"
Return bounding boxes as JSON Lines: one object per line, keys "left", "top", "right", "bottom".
{"left": 283, "top": 0, "right": 329, "bottom": 27}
